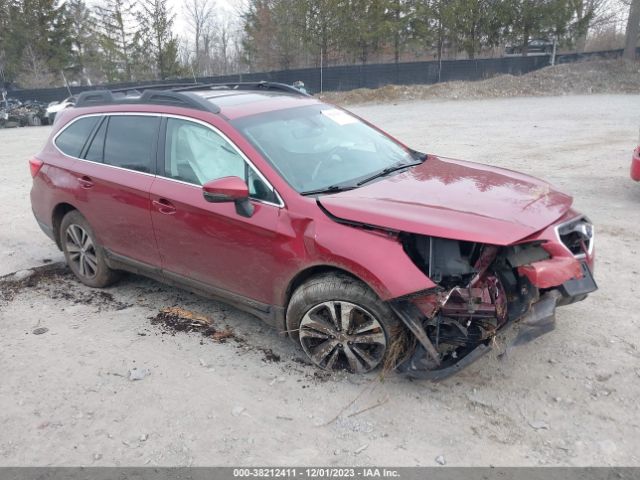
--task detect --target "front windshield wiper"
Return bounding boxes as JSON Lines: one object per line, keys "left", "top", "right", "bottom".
{"left": 300, "top": 184, "right": 357, "bottom": 196}
{"left": 356, "top": 161, "right": 423, "bottom": 186}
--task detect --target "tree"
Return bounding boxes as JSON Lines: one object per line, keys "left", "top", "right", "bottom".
{"left": 1, "top": 0, "right": 73, "bottom": 85}
{"left": 341, "top": 0, "right": 388, "bottom": 64}
{"left": 504, "top": 0, "right": 570, "bottom": 56}
{"left": 568, "top": 0, "right": 607, "bottom": 51}
{"left": 138, "top": 0, "right": 182, "bottom": 79}
{"left": 623, "top": 0, "right": 640, "bottom": 59}
{"left": 95, "top": 0, "right": 136, "bottom": 81}
{"left": 449, "top": 0, "right": 505, "bottom": 59}
{"left": 301, "top": 0, "right": 342, "bottom": 66}
{"left": 411, "top": 0, "right": 456, "bottom": 63}
{"left": 184, "top": 0, "right": 215, "bottom": 74}
{"left": 242, "top": 0, "right": 307, "bottom": 71}
{"left": 66, "top": 0, "right": 102, "bottom": 84}
{"left": 386, "top": 0, "right": 413, "bottom": 64}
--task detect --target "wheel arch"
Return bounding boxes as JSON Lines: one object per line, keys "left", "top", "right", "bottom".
{"left": 51, "top": 202, "right": 78, "bottom": 249}
{"left": 283, "top": 265, "right": 364, "bottom": 309}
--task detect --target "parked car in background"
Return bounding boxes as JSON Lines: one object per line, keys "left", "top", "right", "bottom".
{"left": 505, "top": 38, "right": 554, "bottom": 56}
{"left": 29, "top": 82, "right": 596, "bottom": 379}
{"left": 46, "top": 96, "right": 76, "bottom": 124}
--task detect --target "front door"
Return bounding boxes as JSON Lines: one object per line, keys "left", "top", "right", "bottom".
{"left": 149, "top": 116, "right": 284, "bottom": 305}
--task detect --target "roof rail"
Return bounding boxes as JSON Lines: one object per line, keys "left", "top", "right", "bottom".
{"left": 74, "top": 88, "right": 220, "bottom": 114}
{"left": 173, "top": 81, "right": 310, "bottom": 97}
{"left": 111, "top": 82, "right": 202, "bottom": 94}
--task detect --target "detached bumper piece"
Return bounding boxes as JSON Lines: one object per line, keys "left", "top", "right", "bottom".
{"left": 392, "top": 263, "right": 597, "bottom": 381}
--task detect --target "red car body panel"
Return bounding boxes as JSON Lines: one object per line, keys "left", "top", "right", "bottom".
{"left": 71, "top": 160, "right": 160, "bottom": 266}
{"left": 319, "top": 156, "right": 573, "bottom": 245}
{"left": 518, "top": 257, "right": 583, "bottom": 288}
{"left": 149, "top": 176, "right": 282, "bottom": 304}
{"left": 631, "top": 146, "right": 640, "bottom": 181}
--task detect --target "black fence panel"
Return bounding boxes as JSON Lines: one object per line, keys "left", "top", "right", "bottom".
{"left": 7, "top": 48, "right": 632, "bottom": 104}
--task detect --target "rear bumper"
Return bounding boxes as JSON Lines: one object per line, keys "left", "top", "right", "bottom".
{"left": 394, "top": 263, "right": 597, "bottom": 380}
{"left": 631, "top": 146, "right": 640, "bottom": 181}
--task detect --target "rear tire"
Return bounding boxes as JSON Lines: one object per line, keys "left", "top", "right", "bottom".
{"left": 286, "top": 273, "right": 403, "bottom": 374}
{"left": 60, "top": 210, "right": 119, "bottom": 288}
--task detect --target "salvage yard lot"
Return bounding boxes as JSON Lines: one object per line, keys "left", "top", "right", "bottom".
{"left": 1, "top": 94, "right": 639, "bottom": 466}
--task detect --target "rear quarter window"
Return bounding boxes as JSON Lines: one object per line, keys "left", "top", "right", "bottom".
{"left": 55, "top": 117, "right": 100, "bottom": 158}
{"left": 104, "top": 116, "right": 160, "bottom": 173}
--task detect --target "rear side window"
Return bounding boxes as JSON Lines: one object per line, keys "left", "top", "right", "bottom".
{"left": 84, "top": 118, "right": 107, "bottom": 162}
{"left": 55, "top": 117, "right": 99, "bottom": 158}
{"left": 104, "top": 116, "right": 160, "bottom": 173}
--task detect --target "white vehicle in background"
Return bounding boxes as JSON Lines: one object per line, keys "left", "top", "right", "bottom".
{"left": 46, "top": 95, "right": 76, "bottom": 123}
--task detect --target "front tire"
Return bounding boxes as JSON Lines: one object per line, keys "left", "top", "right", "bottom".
{"left": 60, "top": 210, "right": 119, "bottom": 288}
{"left": 286, "top": 273, "right": 402, "bottom": 374}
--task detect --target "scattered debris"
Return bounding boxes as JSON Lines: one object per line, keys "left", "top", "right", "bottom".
{"left": 435, "top": 455, "right": 446, "bottom": 465}
{"left": 354, "top": 444, "right": 369, "bottom": 455}
{"left": 347, "top": 397, "right": 389, "bottom": 418}
{"left": 128, "top": 367, "right": 151, "bottom": 381}
{"left": 232, "top": 406, "right": 246, "bottom": 417}
{"left": 259, "top": 347, "right": 281, "bottom": 363}
{"left": 93, "top": 453, "right": 102, "bottom": 461}
{"left": 32, "top": 327, "right": 49, "bottom": 335}
{"left": 150, "top": 307, "right": 234, "bottom": 342}
{"left": 13, "top": 270, "right": 34, "bottom": 282}
{"left": 528, "top": 420, "right": 549, "bottom": 430}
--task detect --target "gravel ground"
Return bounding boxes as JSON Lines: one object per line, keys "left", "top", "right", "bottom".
{"left": 0, "top": 94, "right": 639, "bottom": 467}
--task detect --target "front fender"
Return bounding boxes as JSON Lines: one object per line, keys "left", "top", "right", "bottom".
{"left": 308, "top": 217, "right": 436, "bottom": 301}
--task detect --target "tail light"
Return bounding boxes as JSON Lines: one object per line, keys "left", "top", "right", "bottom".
{"left": 29, "top": 157, "right": 44, "bottom": 178}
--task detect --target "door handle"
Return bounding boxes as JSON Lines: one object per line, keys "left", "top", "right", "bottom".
{"left": 152, "top": 198, "right": 176, "bottom": 215}
{"left": 77, "top": 176, "right": 94, "bottom": 189}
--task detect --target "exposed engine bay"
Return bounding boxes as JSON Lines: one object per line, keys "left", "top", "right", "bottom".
{"left": 392, "top": 229, "right": 595, "bottom": 379}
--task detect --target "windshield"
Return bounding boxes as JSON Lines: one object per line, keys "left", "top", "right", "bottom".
{"left": 231, "top": 105, "right": 417, "bottom": 193}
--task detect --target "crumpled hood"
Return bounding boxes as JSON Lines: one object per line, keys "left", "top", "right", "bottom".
{"left": 318, "top": 155, "right": 572, "bottom": 245}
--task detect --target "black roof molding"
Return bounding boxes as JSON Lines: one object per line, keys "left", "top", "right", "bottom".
{"left": 173, "top": 81, "right": 310, "bottom": 97}
{"left": 74, "top": 88, "right": 220, "bottom": 114}
{"left": 73, "top": 80, "right": 307, "bottom": 114}
{"left": 111, "top": 82, "right": 202, "bottom": 93}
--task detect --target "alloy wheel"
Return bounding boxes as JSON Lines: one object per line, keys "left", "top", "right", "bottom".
{"left": 65, "top": 224, "right": 98, "bottom": 279}
{"left": 299, "top": 301, "right": 387, "bottom": 373}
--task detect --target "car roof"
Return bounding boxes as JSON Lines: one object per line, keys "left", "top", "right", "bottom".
{"left": 189, "top": 90, "right": 320, "bottom": 120}
{"left": 70, "top": 85, "right": 322, "bottom": 121}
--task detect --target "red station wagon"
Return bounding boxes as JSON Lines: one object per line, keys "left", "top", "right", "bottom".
{"left": 30, "top": 82, "right": 597, "bottom": 379}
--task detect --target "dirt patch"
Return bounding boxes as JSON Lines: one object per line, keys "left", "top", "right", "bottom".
{"left": 0, "top": 263, "right": 131, "bottom": 310}
{"left": 0, "top": 263, "right": 67, "bottom": 304}
{"left": 320, "top": 59, "right": 640, "bottom": 105}
{"left": 150, "top": 306, "right": 235, "bottom": 341}
{"left": 149, "top": 306, "right": 282, "bottom": 363}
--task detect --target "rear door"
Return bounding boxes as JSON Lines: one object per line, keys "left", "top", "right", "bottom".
{"left": 63, "top": 114, "right": 162, "bottom": 266}
{"left": 149, "top": 116, "right": 284, "bottom": 305}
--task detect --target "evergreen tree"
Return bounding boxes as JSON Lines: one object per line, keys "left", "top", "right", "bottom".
{"left": 137, "top": 0, "right": 183, "bottom": 79}
{"left": 94, "top": 0, "right": 136, "bottom": 82}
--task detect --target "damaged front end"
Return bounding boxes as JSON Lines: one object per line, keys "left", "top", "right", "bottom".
{"left": 391, "top": 217, "right": 597, "bottom": 380}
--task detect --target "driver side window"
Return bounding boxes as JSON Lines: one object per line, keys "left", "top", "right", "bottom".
{"left": 163, "top": 118, "right": 277, "bottom": 203}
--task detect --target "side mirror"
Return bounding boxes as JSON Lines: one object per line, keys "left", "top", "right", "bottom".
{"left": 202, "top": 176, "right": 254, "bottom": 218}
